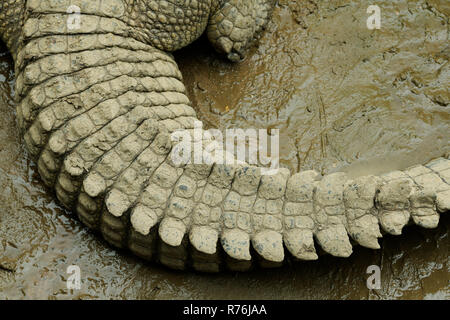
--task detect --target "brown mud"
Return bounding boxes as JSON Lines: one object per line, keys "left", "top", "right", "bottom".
{"left": 0, "top": 0, "right": 449, "bottom": 299}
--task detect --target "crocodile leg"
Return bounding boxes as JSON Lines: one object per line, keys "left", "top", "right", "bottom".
{"left": 0, "top": 0, "right": 26, "bottom": 54}
{"left": 207, "top": 0, "right": 274, "bottom": 61}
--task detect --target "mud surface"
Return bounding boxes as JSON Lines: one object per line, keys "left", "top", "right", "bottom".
{"left": 0, "top": 0, "right": 449, "bottom": 299}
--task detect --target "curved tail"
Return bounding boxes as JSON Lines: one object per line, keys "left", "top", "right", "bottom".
{"left": 8, "top": 1, "right": 450, "bottom": 272}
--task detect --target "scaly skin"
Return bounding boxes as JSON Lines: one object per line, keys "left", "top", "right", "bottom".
{"left": 0, "top": 1, "right": 449, "bottom": 272}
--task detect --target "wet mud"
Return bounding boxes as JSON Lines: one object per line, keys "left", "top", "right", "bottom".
{"left": 0, "top": 0, "right": 449, "bottom": 299}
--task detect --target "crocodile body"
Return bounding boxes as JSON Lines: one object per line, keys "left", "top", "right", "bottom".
{"left": 0, "top": 0, "right": 449, "bottom": 272}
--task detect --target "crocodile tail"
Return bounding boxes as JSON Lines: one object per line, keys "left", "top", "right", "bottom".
{"left": 11, "top": 1, "right": 450, "bottom": 272}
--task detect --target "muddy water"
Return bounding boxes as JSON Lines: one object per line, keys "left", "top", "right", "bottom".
{"left": 0, "top": 0, "right": 449, "bottom": 299}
